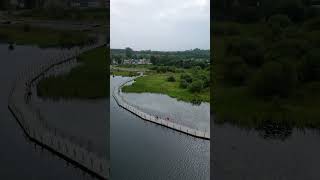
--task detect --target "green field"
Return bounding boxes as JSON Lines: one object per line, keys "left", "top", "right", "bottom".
{"left": 0, "top": 25, "right": 93, "bottom": 47}
{"left": 122, "top": 72, "right": 210, "bottom": 103}
{"left": 37, "top": 46, "right": 108, "bottom": 99}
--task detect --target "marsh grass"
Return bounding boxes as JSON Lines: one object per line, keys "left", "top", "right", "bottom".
{"left": 37, "top": 46, "right": 108, "bottom": 99}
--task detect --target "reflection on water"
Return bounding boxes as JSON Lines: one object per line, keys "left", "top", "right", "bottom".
{"left": 0, "top": 44, "right": 92, "bottom": 179}
{"left": 214, "top": 121, "right": 320, "bottom": 180}
{"left": 121, "top": 84, "right": 210, "bottom": 132}
{"left": 255, "top": 120, "right": 293, "bottom": 140}
{"left": 33, "top": 98, "right": 109, "bottom": 158}
{"left": 111, "top": 76, "right": 210, "bottom": 180}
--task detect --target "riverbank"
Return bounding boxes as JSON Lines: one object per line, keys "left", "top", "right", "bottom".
{"left": 0, "top": 24, "right": 93, "bottom": 47}
{"left": 37, "top": 46, "right": 108, "bottom": 99}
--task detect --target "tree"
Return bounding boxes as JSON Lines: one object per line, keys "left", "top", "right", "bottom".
{"left": 180, "top": 74, "right": 193, "bottom": 83}
{"left": 180, "top": 79, "right": 189, "bottom": 88}
{"left": 223, "top": 56, "right": 249, "bottom": 85}
{"left": 226, "top": 38, "right": 264, "bottom": 66}
{"left": 125, "top": 47, "right": 133, "bottom": 58}
{"left": 268, "top": 14, "right": 292, "bottom": 29}
{"left": 299, "top": 48, "right": 320, "bottom": 81}
{"left": 276, "top": 0, "right": 305, "bottom": 22}
{"left": 189, "top": 79, "right": 204, "bottom": 93}
{"left": 249, "top": 61, "right": 297, "bottom": 97}
{"left": 150, "top": 56, "right": 158, "bottom": 65}
{"left": 167, "top": 75, "right": 176, "bottom": 82}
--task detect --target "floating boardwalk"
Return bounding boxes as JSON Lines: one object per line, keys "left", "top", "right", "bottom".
{"left": 112, "top": 77, "right": 210, "bottom": 140}
{"left": 8, "top": 41, "right": 109, "bottom": 179}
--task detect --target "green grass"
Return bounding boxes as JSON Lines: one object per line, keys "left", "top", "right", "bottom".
{"left": 0, "top": 25, "right": 93, "bottom": 47}
{"left": 37, "top": 46, "right": 108, "bottom": 99}
{"left": 122, "top": 73, "right": 210, "bottom": 103}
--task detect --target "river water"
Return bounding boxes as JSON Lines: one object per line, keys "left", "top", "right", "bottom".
{"left": 0, "top": 44, "right": 96, "bottom": 179}
{"left": 121, "top": 90, "right": 210, "bottom": 133}
{"left": 110, "top": 76, "right": 210, "bottom": 180}
{"left": 213, "top": 123, "right": 320, "bottom": 180}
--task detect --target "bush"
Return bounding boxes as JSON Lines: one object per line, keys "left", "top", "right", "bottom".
{"left": 180, "top": 74, "right": 192, "bottom": 83}
{"left": 167, "top": 75, "right": 176, "bottom": 82}
{"left": 276, "top": 0, "right": 305, "bottom": 22}
{"left": 299, "top": 48, "right": 320, "bottom": 82}
{"left": 268, "top": 14, "right": 292, "bottom": 29}
{"left": 266, "top": 38, "right": 308, "bottom": 60}
{"left": 189, "top": 79, "right": 204, "bottom": 93}
{"left": 222, "top": 56, "right": 249, "bottom": 85}
{"left": 213, "top": 23, "right": 241, "bottom": 36}
{"left": 180, "top": 79, "right": 189, "bottom": 89}
{"left": 249, "top": 61, "right": 297, "bottom": 97}
{"left": 226, "top": 38, "right": 264, "bottom": 66}
{"left": 199, "top": 74, "right": 210, "bottom": 88}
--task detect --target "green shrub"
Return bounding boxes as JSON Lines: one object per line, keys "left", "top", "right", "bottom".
{"left": 180, "top": 79, "right": 189, "bottom": 88}
{"left": 268, "top": 14, "right": 292, "bottom": 29}
{"left": 213, "top": 23, "right": 241, "bottom": 36}
{"left": 167, "top": 75, "right": 176, "bottom": 82}
{"left": 189, "top": 79, "right": 204, "bottom": 93}
{"left": 226, "top": 38, "right": 264, "bottom": 66}
{"left": 266, "top": 38, "right": 308, "bottom": 60}
{"left": 299, "top": 48, "right": 320, "bottom": 82}
{"left": 180, "top": 73, "right": 192, "bottom": 83}
{"left": 249, "top": 61, "right": 297, "bottom": 97}
{"left": 276, "top": 0, "right": 305, "bottom": 22}
{"left": 222, "top": 56, "right": 249, "bottom": 85}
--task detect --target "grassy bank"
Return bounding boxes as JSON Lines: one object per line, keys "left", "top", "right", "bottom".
{"left": 0, "top": 25, "right": 93, "bottom": 47}
{"left": 37, "top": 46, "right": 108, "bottom": 99}
{"left": 122, "top": 72, "right": 210, "bottom": 103}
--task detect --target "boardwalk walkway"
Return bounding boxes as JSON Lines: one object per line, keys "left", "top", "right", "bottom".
{"left": 112, "top": 76, "right": 210, "bottom": 140}
{"left": 8, "top": 40, "right": 109, "bottom": 179}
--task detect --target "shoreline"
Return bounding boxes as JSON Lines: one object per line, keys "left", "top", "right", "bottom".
{"left": 112, "top": 76, "right": 210, "bottom": 140}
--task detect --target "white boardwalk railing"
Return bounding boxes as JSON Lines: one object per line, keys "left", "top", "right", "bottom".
{"left": 8, "top": 40, "right": 109, "bottom": 180}
{"left": 112, "top": 77, "right": 210, "bottom": 140}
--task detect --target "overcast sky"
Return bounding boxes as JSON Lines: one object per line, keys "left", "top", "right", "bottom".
{"left": 110, "top": 0, "right": 210, "bottom": 51}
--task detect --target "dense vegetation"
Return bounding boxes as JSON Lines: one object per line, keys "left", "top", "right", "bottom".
{"left": 0, "top": 24, "right": 94, "bottom": 47}
{"left": 13, "top": 8, "right": 108, "bottom": 23}
{"left": 122, "top": 67, "right": 210, "bottom": 103}
{"left": 213, "top": 0, "right": 320, "bottom": 128}
{"left": 112, "top": 48, "right": 210, "bottom": 103}
{"left": 111, "top": 48, "right": 210, "bottom": 69}
{"left": 37, "top": 46, "right": 108, "bottom": 99}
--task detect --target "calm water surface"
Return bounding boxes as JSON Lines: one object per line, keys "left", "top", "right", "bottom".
{"left": 111, "top": 76, "right": 210, "bottom": 180}
{"left": 0, "top": 44, "right": 98, "bottom": 179}
{"left": 213, "top": 123, "right": 320, "bottom": 180}
{"left": 122, "top": 89, "right": 210, "bottom": 132}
